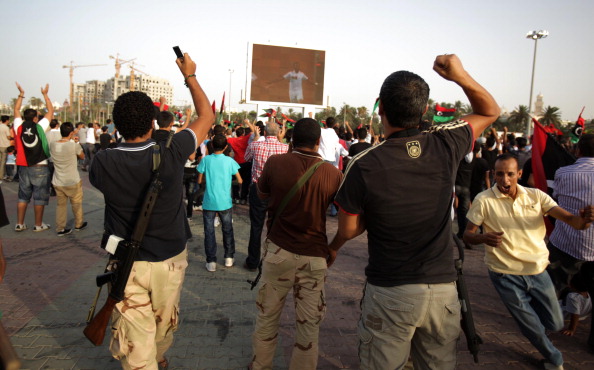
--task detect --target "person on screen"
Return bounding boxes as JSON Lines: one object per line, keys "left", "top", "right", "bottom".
{"left": 268, "top": 62, "right": 311, "bottom": 103}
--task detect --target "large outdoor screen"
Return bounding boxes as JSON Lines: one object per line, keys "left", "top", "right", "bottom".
{"left": 248, "top": 44, "right": 325, "bottom": 106}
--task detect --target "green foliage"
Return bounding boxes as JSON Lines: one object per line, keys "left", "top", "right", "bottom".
{"left": 540, "top": 106, "right": 562, "bottom": 126}
{"left": 507, "top": 105, "right": 530, "bottom": 132}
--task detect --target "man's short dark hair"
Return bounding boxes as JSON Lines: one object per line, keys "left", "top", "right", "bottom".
{"left": 486, "top": 135, "right": 496, "bottom": 148}
{"left": 236, "top": 127, "right": 245, "bottom": 137}
{"left": 60, "top": 122, "right": 74, "bottom": 137}
{"left": 213, "top": 125, "right": 226, "bottom": 136}
{"left": 88, "top": 123, "right": 94, "bottom": 128}
{"left": 356, "top": 127, "right": 367, "bottom": 140}
{"left": 106, "top": 119, "right": 112, "bottom": 124}
{"left": 23, "top": 109, "right": 37, "bottom": 121}
{"left": 50, "top": 119, "right": 59, "bottom": 129}
{"left": 578, "top": 133, "right": 594, "bottom": 157}
{"left": 326, "top": 117, "right": 336, "bottom": 129}
{"left": 495, "top": 153, "right": 519, "bottom": 169}
{"left": 156, "top": 111, "right": 174, "bottom": 128}
{"left": 292, "top": 118, "right": 320, "bottom": 148}
{"left": 102, "top": 126, "right": 108, "bottom": 132}
{"left": 113, "top": 91, "right": 154, "bottom": 140}
{"left": 256, "top": 121, "right": 265, "bottom": 135}
{"left": 212, "top": 134, "right": 227, "bottom": 151}
{"left": 379, "top": 70, "right": 430, "bottom": 129}
{"left": 7, "top": 145, "right": 14, "bottom": 153}
{"left": 0, "top": 115, "right": 9, "bottom": 123}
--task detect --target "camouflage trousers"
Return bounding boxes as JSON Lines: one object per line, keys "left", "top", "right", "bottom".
{"left": 252, "top": 240, "right": 327, "bottom": 370}
{"left": 110, "top": 248, "right": 188, "bottom": 370}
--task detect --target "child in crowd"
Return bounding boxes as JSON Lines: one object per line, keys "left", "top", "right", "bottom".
{"left": 197, "top": 134, "right": 242, "bottom": 272}
{"left": 5, "top": 146, "right": 16, "bottom": 181}
{"left": 560, "top": 273, "right": 592, "bottom": 336}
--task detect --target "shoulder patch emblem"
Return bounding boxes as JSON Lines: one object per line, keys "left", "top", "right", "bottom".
{"left": 406, "top": 141, "right": 421, "bottom": 158}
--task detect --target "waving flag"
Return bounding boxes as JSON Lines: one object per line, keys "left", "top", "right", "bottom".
{"left": 571, "top": 107, "right": 586, "bottom": 144}
{"left": 433, "top": 103, "right": 456, "bottom": 123}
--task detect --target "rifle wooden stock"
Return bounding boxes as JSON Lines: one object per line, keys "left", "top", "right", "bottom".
{"left": 0, "top": 320, "right": 21, "bottom": 370}
{"left": 83, "top": 296, "right": 118, "bottom": 346}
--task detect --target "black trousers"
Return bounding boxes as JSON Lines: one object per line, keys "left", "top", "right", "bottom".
{"left": 246, "top": 182, "right": 267, "bottom": 268}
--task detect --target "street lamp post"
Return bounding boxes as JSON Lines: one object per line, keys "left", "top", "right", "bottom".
{"left": 525, "top": 29, "right": 548, "bottom": 137}
{"left": 228, "top": 69, "right": 234, "bottom": 121}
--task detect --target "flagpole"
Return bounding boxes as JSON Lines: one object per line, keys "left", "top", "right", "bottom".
{"left": 525, "top": 30, "right": 549, "bottom": 138}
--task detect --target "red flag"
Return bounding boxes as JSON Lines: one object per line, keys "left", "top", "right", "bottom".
{"left": 219, "top": 92, "right": 225, "bottom": 115}
{"left": 211, "top": 100, "right": 216, "bottom": 114}
{"left": 435, "top": 103, "right": 456, "bottom": 113}
{"left": 531, "top": 118, "right": 576, "bottom": 233}
{"left": 153, "top": 102, "right": 169, "bottom": 111}
{"left": 281, "top": 113, "right": 295, "bottom": 123}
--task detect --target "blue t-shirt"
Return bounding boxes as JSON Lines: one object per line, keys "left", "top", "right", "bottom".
{"left": 198, "top": 153, "right": 240, "bottom": 211}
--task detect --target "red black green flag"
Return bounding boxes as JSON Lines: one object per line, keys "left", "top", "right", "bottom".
{"left": 15, "top": 121, "right": 50, "bottom": 166}
{"left": 571, "top": 107, "right": 586, "bottom": 144}
{"left": 433, "top": 103, "right": 456, "bottom": 123}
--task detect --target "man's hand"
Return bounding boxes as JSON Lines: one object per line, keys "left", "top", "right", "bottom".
{"left": 578, "top": 205, "right": 594, "bottom": 229}
{"left": 41, "top": 84, "right": 49, "bottom": 96}
{"left": 176, "top": 53, "right": 196, "bottom": 78}
{"left": 482, "top": 231, "right": 504, "bottom": 247}
{"left": 561, "top": 329, "right": 575, "bottom": 336}
{"left": 160, "top": 96, "right": 166, "bottom": 105}
{"left": 16, "top": 82, "right": 24, "bottom": 95}
{"left": 433, "top": 54, "right": 469, "bottom": 83}
{"left": 327, "top": 249, "right": 337, "bottom": 268}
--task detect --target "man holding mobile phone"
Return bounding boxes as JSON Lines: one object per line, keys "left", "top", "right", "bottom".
{"left": 90, "top": 50, "right": 214, "bottom": 369}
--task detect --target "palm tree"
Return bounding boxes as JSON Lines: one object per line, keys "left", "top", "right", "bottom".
{"left": 507, "top": 105, "right": 530, "bottom": 132}
{"left": 540, "top": 106, "right": 561, "bottom": 127}
{"left": 28, "top": 96, "right": 44, "bottom": 109}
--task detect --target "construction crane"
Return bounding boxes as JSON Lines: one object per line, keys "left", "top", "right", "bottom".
{"left": 62, "top": 61, "right": 106, "bottom": 112}
{"left": 109, "top": 54, "right": 136, "bottom": 78}
{"left": 128, "top": 62, "right": 148, "bottom": 92}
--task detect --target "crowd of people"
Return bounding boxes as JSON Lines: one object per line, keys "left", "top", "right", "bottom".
{"left": 0, "top": 52, "right": 593, "bottom": 370}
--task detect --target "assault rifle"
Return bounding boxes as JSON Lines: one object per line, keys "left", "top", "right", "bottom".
{"left": 453, "top": 234, "right": 482, "bottom": 363}
{"left": 84, "top": 133, "right": 173, "bottom": 346}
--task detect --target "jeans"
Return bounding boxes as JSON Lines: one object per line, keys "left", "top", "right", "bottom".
{"left": 488, "top": 270, "right": 564, "bottom": 366}
{"left": 0, "top": 147, "right": 7, "bottom": 179}
{"left": 203, "top": 208, "right": 235, "bottom": 263}
{"left": 455, "top": 185, "right": 470, "bottom": 238}
{"left": 18, "top": 165, "right": 50, "bottom": 205}
{"left": 247, "top": 183, "right": 268, "bottom": 268}
{"left": 358, "top": 282, "right": 460, "bottom": 370}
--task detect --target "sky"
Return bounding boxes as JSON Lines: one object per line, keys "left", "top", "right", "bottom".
{"left": 1, "top": 0, "right": 593, "bottom": 121}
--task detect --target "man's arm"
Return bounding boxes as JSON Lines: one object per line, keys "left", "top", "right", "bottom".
{"left": 14, "top": 82, "right": 24, "bottom": 119}
{"left": 433, "top": 54, "right": 500, "bottom": 138}
{"left": 548, "top": 206, "right": 594, "bottom": 230}
{"left": 235, "top": 172, "right": 243, "bottom": 184}
{"left": 197, "top": 173, "right": 204, "bottom": 184}
{"left": 176, "top": 53, "right": 215, "bottom": 146}
{"left": 41, "top": 84, "right": 54, "bottom": 121}
{"left": 176, "top": 108, "right": 192, "bottom": 133}
{"left": 159, "top": 96, "right": 167, "bottom": 112}
{"left": 327, "top": 211, "right": 365, "bottom": 267}
{"left": 463, "top": 222, "right": 504, "bottom": 247}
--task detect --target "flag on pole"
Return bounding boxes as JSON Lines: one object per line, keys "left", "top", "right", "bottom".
{"left": 571, "top": 107, "right": 586, "bottom": 144}
{"left": 531, "top": 117, "right": 576, "bottom": 234}
{"left": 259, "top": 108, "right": 276, "bottom": 118}
{"left": 216, "top": 93, "right": 225, "bottom": 125}
{"left": 372, "top": 98, "right": 380, "bottom": 116}
{"left": 211, "top": 100, "right": 216, "bottom": 114}
{"left": 433, "top": 103, "right": 456, "bottom": 123}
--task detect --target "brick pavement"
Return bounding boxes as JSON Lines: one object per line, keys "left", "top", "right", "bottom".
{"left": 1, "top": 174, "right": 594, "bottom": 369}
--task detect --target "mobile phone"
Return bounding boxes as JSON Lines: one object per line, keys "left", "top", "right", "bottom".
{"left": 173, "top": 46, "right": 183, "bottom": 59}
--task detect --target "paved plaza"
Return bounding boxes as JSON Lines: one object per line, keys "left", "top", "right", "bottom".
{"left": 1, "top": 173, "right": 594, "bottom": 369}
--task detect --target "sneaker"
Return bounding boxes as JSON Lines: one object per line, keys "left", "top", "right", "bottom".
{"left": 193, "top": 205, "right": 203, "bottom": 211}
{"left": 57, "top": 229, "right": 72, "bottom": 236}
{"left": 225, "top": 257, "right": 234, "bottom": 267}
{"left": 214, "top": 216, "right": 221, "bottom": 227}
{"left": 205, "top": 262, "right": 216, "bottom": 272}
{"left": 243, "top": 262, "right": 257, "bottom": 272}
{"left": 33, "top": 223, "right": 51, "bottom": 232}
{"left": 15, "top": 223, "right": 27, "bottom": 232}
{"left": 75, "top": 221, "right": 88, "bottom": 231}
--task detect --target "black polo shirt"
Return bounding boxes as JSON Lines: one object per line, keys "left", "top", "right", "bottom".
{"left": 90, "top": 129, "right": 196, "bottom": 262}
{"left": 335, "top": 120, "right": 473, "bottom": 287}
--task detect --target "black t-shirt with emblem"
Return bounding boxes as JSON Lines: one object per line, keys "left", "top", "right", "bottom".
{"left": 335, "top": 120, "right": 473, "bottom": 287}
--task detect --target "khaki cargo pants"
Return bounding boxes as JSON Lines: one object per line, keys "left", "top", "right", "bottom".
{"left": 252, "top": 240, "right": 327, "bottom": 370}
{"left": 110, "top": 248, "right": 188, "bottom": 370}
